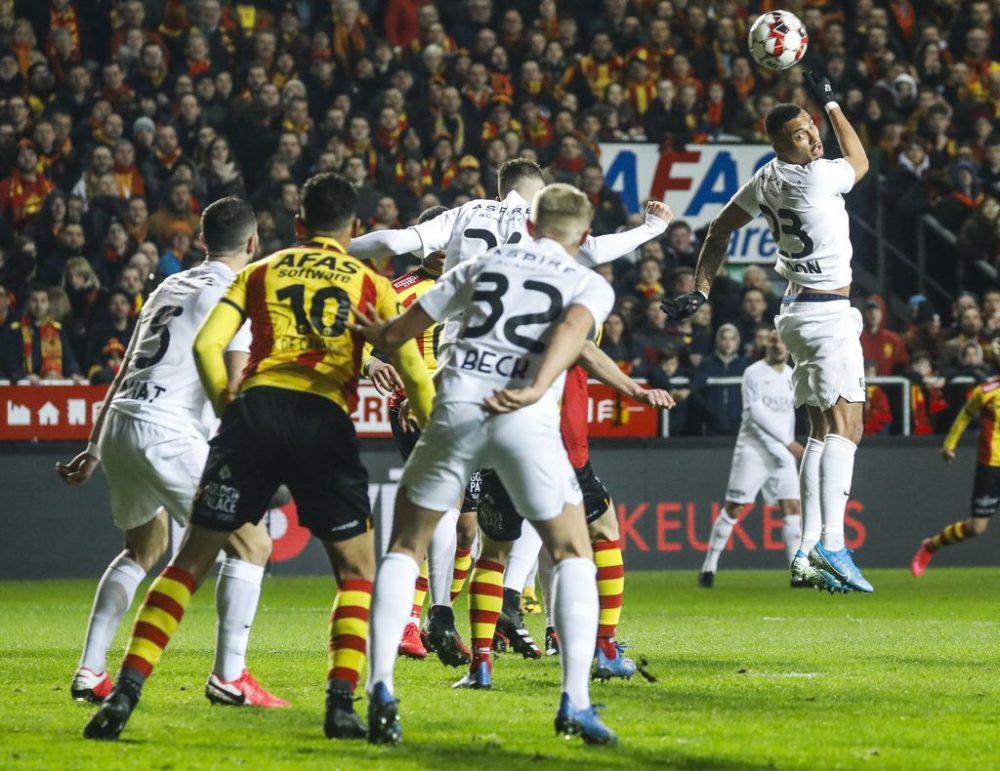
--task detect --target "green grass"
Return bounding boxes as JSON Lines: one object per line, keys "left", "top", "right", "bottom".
{"left": 1, "top": 569, "right": 999, "bottom": 770}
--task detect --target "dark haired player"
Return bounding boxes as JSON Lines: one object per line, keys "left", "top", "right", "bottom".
{"left": 58, "top": 197, "right": 283, "bottom": 708}
{"left": 82, "top": 174, "right": 434, "bottom": 741}
{"left": 661, "top": 72, "right": 873, "bottom": 593}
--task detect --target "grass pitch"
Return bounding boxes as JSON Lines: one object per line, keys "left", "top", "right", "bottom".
{"left": 1, "top": 569, "right": 998, "bottom": 770}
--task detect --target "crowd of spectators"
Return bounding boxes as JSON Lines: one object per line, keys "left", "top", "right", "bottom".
{"left": 0, "top": 0, "right": 998, "bottom": 435}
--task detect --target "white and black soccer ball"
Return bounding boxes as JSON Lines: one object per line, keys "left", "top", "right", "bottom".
{"left": 747, "top": 10, "right": 809, "bottom": 71}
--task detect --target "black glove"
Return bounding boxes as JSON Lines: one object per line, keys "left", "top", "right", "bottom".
{"left": 660, "top": 291, "right": 707, "bottom": 321}
{"left": 803, "top": 70, "right": 834, "bottom": 107}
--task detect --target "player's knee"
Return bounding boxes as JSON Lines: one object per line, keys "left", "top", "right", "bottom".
{"left": 969, "top": 517, "right": 989, "bottom": 536}
{"left": 587, "top": 507, "right": 619, "bottom": 542}
{"left": 455, "top": 513, "right": 478, "bottom": 548}
{"left": 125, "top": 529, "right": 169, "bottom": 571}
{"left": 227, "top": 526, "right": 272, "bottom": 566}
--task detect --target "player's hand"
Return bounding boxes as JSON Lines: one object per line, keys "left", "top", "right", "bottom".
{"left": 644, "top": 200, "right": 673, "bottom": 234}
{"left": 633, "top": 387, "right": 676, "bottom": 409}
{"left": 661, "top": 291, "right": 707, "bottom": 320}
{"left": 803, "top": 70, "right": 835, "bottom": 107}
{"left": 349, "top": 304, "right": 392, "bottom": 349}
{"left": 483, "top": 386, "right": 543, "bottom": 414}
{"left": 367, "top": 359, "right": 404, "bottom": 395}
{"left": 55, "top": 450, "right": 99, "bottom": 486}
{"left": 788, "top": 440, "right": 805, "bottom": 462}
{"left": 941, "top": 447, "right": 956, "bottom": 463}
{"left": 397, "top": 398, "right": 420, "bottom": 432}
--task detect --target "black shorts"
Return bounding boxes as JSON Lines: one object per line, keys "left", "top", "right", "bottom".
{"left": 190, "top": 386, "right": 370, "bottom": 542}
{"left": 971, "top": 463, "right": 1000, "bottom": 518}
{"left": 477, "top": 461, "right": 610, "bottom": 543}
{"left": 390, "top": 405, "right": 481, "bottom": 512}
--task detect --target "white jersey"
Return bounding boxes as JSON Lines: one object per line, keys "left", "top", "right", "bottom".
{"left": 417, "top": 237, "right": 614, "bottom": 407}
{"left": 111, "top": 260, "right": 250, "bottom": 439}
{"left": 737, "top": 358, "right": 796, "bottom": 455}
{"left": 732, "top": 157, "right": 855, "bottom": 290}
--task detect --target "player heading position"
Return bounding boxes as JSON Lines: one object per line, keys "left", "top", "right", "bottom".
{"left": 699, "top": 330, "right": 803, "bottom": 587}
{"left": 353, "top": 183, "right": 619, "bottom": 745}
{"left": 58, "top": 197, "right": 283, "bottom": 707}
{"left": 912, "top": 372, "right": 1000, "bottom": 576}
{"left": 663, "top": 71, "right": 873, "bottom": 593}
{"left": 83, "top": 174, "right": 434, "bottom": 741}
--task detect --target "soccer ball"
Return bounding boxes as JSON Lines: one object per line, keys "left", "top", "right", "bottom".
{"left": 747, "top": 10, "right": 809, "bottom": 71}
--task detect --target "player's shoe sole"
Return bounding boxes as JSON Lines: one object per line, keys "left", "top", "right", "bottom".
{"left": 82, "top": 688, "right": 136, "bottom": 741}
{"left": 367, "top": 682, "right": 401, "bottom": 745}
{"left": 555, "top": 693, "right": 617, "bottom": 746}
{"left": 424, "top": 606, "right": 471, "bottom": 667}
{"left": 809, "top": 544, "right": 873, "bottom": 593}
{"left": 324, "top": 680, "right": 366, "bottom": 739}
{"left": 451, "top": 661, "right": 492, "bottom": 690}
{"left": 790, "top": 551, "right": 848, "bottom": 594}
{"left": 71, "top": 668, "right": 113, "bottom": 703}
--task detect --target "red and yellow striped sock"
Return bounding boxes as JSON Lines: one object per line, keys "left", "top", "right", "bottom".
{"left": 930, "top": 521, "right": 974, "bottom": 552}
{"left": 468, "top": 558, "right": 504, "bottom": 666}
{"left": 328, "top": 579, "right": 372, "bottom": 691}
{"left": 121, "top": 566, "right": 196, "bottom": 679}
{"left": 411, "top": 560, "right": 428, "bottom": 620}
{"left": 450, "top": 548, "right": 473, "bottom": 602}
{"left": 594, "top": 538, "right": 625, "bottom": 658}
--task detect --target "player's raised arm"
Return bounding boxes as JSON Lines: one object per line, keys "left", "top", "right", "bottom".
{"left": 662, "top": 201, "right": 753, "bottom": 321}
{"left": 193, "top": 293, "right": 245, "bottom": 416}
{"left": 349, "top": 206, "right": 458, "bottom": 260}
{"left": 578, "top": 200, "right": 673, "bottom": 266}
{"left": 576, "top": 341, "right": 675, "bottom": 408}
{"left": 803, "top": 71, "right": 869, "bottom": 183}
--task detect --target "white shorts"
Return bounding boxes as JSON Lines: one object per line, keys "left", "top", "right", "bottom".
{"left": 725, "top": 439, "right": 799, "bottom": 505}
{"left": 401, "top": 400, "right": 582, "bottom": 522}
{"left": 100, "top": 409, "right": 209, "bottom": 531}
{"left": 774, "top": 300, "right": 865, "bottom": 410}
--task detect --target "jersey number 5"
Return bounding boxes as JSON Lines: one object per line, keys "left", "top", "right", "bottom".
{"left": 277, "top": 284, "right": 351, "bottom": 337}
{"left": 133, "top": 305, "right": 183, "bottom": 369}
{"left": 759, "top": 204, "right": 815, "bottom": 259}
{"left": 462, "top": 272, "right": 563, "bottom": 354}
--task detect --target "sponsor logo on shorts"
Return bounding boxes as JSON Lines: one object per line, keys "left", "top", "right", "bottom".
{"left": 728, "top": 488, "right": 746, "bottom": 499}
{"left": 328, "top": 519, "right": 361, "bottom": 533}
{"left": 859, "top": 377, "right": 865, "bottom": 389}
{"left": 196, "top": 481, "right": 240, "bottom": 517}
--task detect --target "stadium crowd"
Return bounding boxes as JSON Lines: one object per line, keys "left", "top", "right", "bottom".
{"left": 0, "top": 0, "right": 998, "bottom": 436}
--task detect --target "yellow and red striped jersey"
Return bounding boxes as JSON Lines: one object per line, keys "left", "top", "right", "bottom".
{"left": 194, "top": 236, "right": 432, "bottom": 420}
{"left": 944, "top": 377, "right": 1000, "bottom": 466}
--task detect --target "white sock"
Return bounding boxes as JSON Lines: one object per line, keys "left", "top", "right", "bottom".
{"left": 538, "top": 548, "right": 555, "bottom": 627}
{"left": 798, "top": 438, "right": 824, "bottom": 554}
{"left": 79, "top": 553, "right": 146, "bottom": 673}
{"left": 782, "top": 514, "right": 802, "bottom": 565}
{"left": 820, "top": 434, "right": 856, "bottom": 551}
{"left": 366, "top": 552, "right": 419, "bottom": 695}
{"left": 427, "top": 507, "right": 459, "bottom": 607}
{"left": 702, "top": 512, "right": 737, "bottom": 573}
{"left": 523, "top": 559, "right": 538, "bottom": 593}
{"left": 503, "top": 523, "right": 543, "bottom": 592}
{"left": 214, "top": 558, "right": 265, "bottom": 682}
{"left": 552, "top": 557, "right": 598, "bottom": 709}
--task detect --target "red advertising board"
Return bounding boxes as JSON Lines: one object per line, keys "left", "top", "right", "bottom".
{"left": 0, "top": 381, "right": 661, "bottom": 441}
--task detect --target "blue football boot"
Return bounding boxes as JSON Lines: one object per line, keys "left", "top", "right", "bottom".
{"left": 451, "top": 660, "right": 492, "bottom": 689}
{"left": 554, "top": 693, "right": 617, "bottom": 745}
{"left": 790, "top": 549, "right": 848, "bottom": 594}
{"left": 809, "top": 544, "right": 873, "bottom": 593}
{"left": 592, "top": 642, "right": 637, "bottom": 681}
{"left": 366, "top": 682, "right": 401, "bottom": 745}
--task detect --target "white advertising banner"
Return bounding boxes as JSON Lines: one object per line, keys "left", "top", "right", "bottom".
{"left": 599, "top": 143, "right": 778, "bottom": 264}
